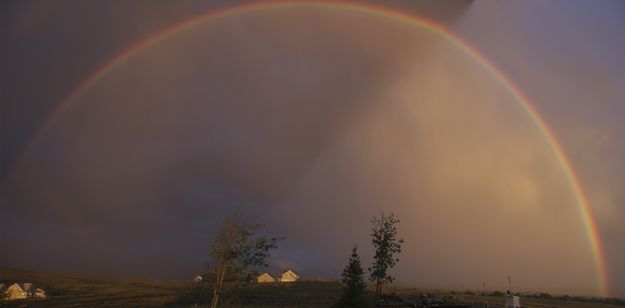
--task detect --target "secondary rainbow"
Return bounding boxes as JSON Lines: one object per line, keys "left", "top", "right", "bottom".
{"left": 14, "top": 0, "right": 609, "bottom": 296}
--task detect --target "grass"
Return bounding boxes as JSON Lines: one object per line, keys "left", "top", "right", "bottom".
{"left": 0, "top": 268, "right": 187, "bottom": 307}
{"left": 1, "top": 268, "right": 623, "bottom": 307}
{"left": 173, "top": 281, "right": 345, "bottom": 307}
{"left": 380, "top": 287, "right": 625, "bottom": 308}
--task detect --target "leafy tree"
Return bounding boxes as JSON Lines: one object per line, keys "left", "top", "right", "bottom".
{"left": 209, "top": 213, "right": 283, "bottom": 308}
{"left": 335, "top": 246, "right": 370, "bottom": 307}
{"left": 368, "top": 211, "right": 404, "bottom": 299}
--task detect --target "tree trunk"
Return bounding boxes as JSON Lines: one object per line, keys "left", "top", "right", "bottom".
{"left": 210, "top": 262, "right": 226, "bottom": 308}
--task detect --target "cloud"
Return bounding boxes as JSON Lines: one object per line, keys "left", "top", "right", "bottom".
{"left": 2, "top": 3, "right": 622, "bottom": 296}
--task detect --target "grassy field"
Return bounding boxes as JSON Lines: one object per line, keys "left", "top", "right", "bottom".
{"left": 381, "top": 286, "right": 625, "bottom": 308}
{"left": 0, "top": 268, "right": 187, "bottom": 307}
{"left": 1, "top": 268, "right": 623, "bottom": 307}
{"left": 173, "top": 281, "right": 345, "bottom": 307}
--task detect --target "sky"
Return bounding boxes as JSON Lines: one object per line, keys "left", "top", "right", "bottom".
{"left": 1, "top": 0, "right": 624, "bottom": 298}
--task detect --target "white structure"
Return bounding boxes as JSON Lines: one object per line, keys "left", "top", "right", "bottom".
{"left": 279, "top": 270, "right": 300, "bottom": 282}
{"left": 3, "top": 282, "right": 47, "bottom": 300}
{"left": 35, "top": 288, "right": 47, "bottom": 298}
{"left": 4, "top": 283, "right": 28, "bottom": 300}
{"left": 505, "top": 294, "right": 520, "bottom": 308}
{"left": 257, "top": 272, "right": 276, "bottom": 283}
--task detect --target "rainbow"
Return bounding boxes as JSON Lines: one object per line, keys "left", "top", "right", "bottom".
{"left": 12, "top": 0, "right": 609, "bottom": 296}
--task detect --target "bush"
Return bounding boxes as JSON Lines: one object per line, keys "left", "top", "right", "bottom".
{"left": 491, "top": 291, "right": 504, "bottom": 296}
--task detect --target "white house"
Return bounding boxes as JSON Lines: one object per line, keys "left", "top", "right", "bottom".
{"left": 3, "top": 282, "right": 47, "bottom": 300}
{"left": 279, "top": 270, "right": 299, "bottom": 282}
{"left": 257, "top": 272, "right": 276, "bottom": 283}
{"left": 4, "top": 283, "right": 28, "bottom": 300}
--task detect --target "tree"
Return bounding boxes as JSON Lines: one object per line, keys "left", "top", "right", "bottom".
{"left": 335, "top": 246, "right": 370, "bottom": 307}
{"left": 368, "top": 211, "right": 404, "bottom": 299}
{"left": 209, "top": 213, "right": 283, "bottom": 308}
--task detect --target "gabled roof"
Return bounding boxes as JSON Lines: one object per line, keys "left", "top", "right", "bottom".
{"left": 281, "top": 269, "right": 299, "bottom": 278}
{"left": 6, "top": 283, "right": 24, "bottom": 292}
{"left": 4, "top": 282, "right": 40, "bottom": 293}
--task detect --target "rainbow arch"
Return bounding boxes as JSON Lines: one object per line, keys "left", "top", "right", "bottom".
{"left": 13, "top": 0, "right": 609, "bottom": 296}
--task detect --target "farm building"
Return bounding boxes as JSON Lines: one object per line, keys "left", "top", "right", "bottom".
{"left": 2, "top": 282, "right": 47, "bottom": 300}
{"left": 257, "top": 272, "right": 276, "bottom": 283}
{"left": 279, "top": 270, "right": 300, "bottom": 282}
{"left": 35, "top": 288, "right": 47, "bottom": 298}
{"left": 4, "top": 283, "right": 28, "bottom": 300}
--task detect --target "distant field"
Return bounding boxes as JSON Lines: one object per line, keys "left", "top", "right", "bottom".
{"left": 382, "top": 286, "right": 625, "bottom": 308}
{"left": 174, "top": 280, "right": 345, "bottom": 307}
{"left": 0, "top": 268, "right": 187, "bottom": 307}
{"left": 1, "top": 268, "right": 623, "bottom": 307}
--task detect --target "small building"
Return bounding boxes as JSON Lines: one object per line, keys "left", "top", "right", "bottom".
{"left": 3, "top": 282, "right": 47, "bottom": 300}
{"left": 505, "top": 294, "right": 520, "bottom": 308}
{"left": 279, "top": 270, "right": 300, "bottom": 282}
{"left": 35, "top": 288, "right": 47, "bottom": 298}
{"left": 4, "top": 283, "right": 28, "bottom": 300}
{"left": 257, "top": 272, "right": 276, "bottom": 283}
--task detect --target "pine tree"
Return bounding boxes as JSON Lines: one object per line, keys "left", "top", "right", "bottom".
{"left": 335, "top": 246, "right": 371, "bottom": 307}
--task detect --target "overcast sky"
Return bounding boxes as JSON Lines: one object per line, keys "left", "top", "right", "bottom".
{"left": 1, "top": 0, "right": 624, "bottom": 297}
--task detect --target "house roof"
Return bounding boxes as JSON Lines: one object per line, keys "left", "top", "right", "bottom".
{"left": 6, "top": 283, "right": 24, "bottom": 292}
{"left": 5, "top": 282, "right": 40, "bottom": 293}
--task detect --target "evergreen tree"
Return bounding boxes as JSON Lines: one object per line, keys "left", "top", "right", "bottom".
{"left": 369, "top": 211, "right": 404, "bottom": 299}
{"left": 335, "top": 246, "right": 370, "bottom": 308}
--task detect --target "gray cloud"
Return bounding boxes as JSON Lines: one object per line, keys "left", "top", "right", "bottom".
{"left": 2, "top": 0, "right": 623, "bottom": 298}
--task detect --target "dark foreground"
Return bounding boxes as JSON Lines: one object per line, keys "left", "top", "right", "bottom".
{"left": 1, "top": 268, "right": 623, "bottom": 307}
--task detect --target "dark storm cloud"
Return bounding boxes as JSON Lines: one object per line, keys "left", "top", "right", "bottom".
{"left": 0, "top": 0, "right": 470, "bottom": 176}
{"left": 3, "top": 4, "right": 442, "bottom": 277}
{"left": 2, "top": 0, "right": 624, "bottom": 298}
